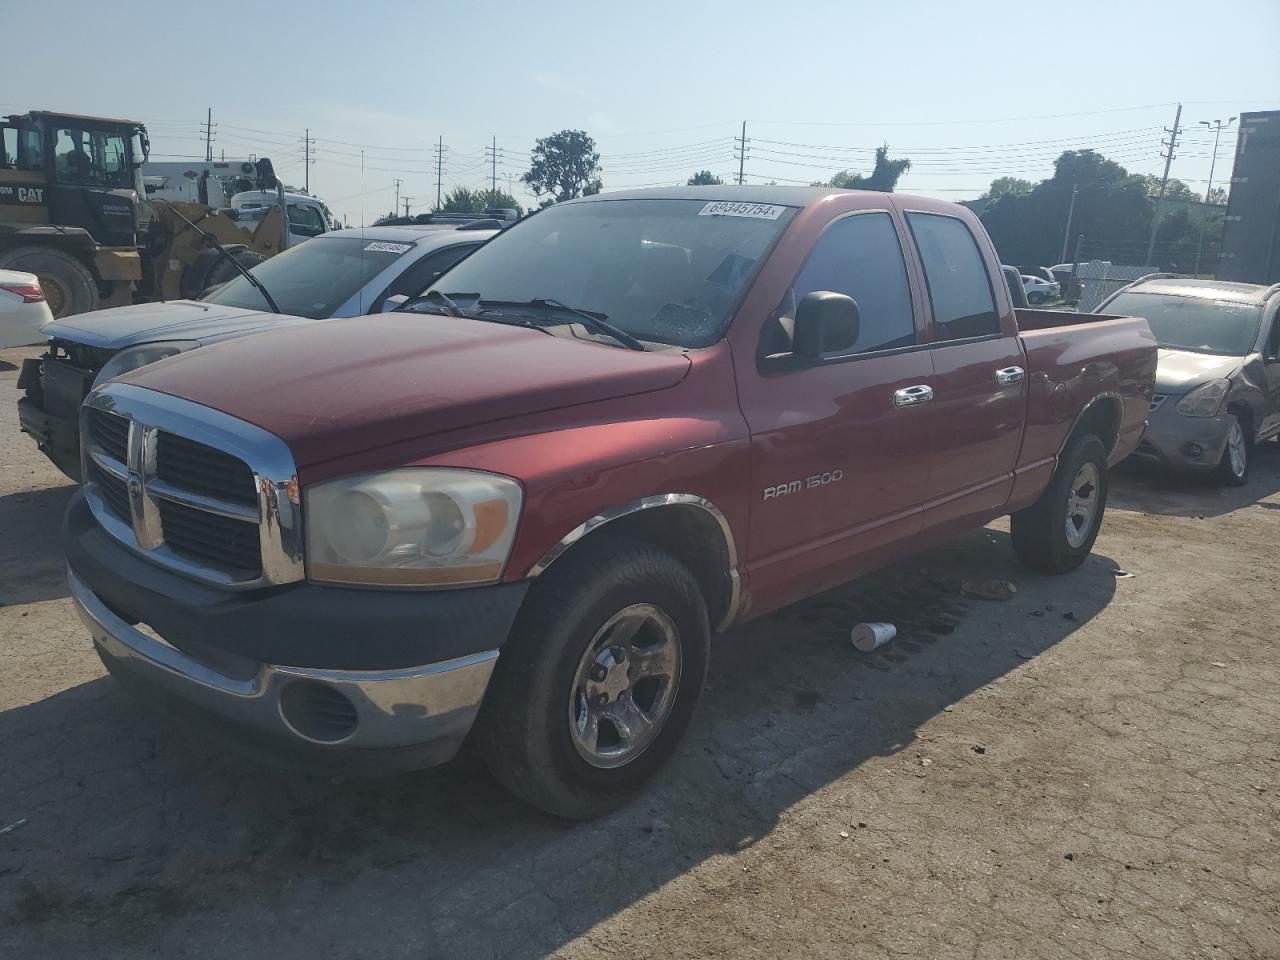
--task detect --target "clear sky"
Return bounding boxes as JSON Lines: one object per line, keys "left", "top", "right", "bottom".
{"left": 3, "top": 0, "right": 1276, "bottom": 224}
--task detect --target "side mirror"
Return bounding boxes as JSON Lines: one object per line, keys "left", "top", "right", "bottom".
{"left": 381, "top": 294, "right": 410, "bottom": 313}
{"left": 793, "top": 291, "right": 860, "bottom": 361}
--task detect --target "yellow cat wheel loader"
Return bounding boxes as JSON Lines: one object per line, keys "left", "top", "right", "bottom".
{"left": 1, "top": 109, "right": 289, "bottom": 318}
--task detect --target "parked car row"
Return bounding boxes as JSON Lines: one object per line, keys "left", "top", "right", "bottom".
{"left": 19, "top": 187, "right": 1161, "bottom": 818}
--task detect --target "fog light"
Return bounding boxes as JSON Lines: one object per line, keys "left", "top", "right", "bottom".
{"left": 1183, "top": 441, "right": 1204, "bottom": 459}
{"left": 279, "top": 680, "right": 359, "bottom": 743}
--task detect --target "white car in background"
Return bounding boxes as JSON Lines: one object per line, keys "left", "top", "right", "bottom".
{"left": 1022, "top": 273, "right": 1061, "bottom": 305}
{"left": 0, "top": 269, "right": 53, "bottom": 348}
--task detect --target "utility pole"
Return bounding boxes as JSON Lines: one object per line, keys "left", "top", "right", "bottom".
{"left": 433, "top": 136, "right": 447, "bottom": 209}
{"left": 734, "top": 121, "right": 749, "bottom": 186}
{"left": 301, "top": 128, "right": 316, "bottom": 194}
{"left": 1144, "top": 103, "right": 1183, "bottom": 267}
{"left": 1059, "top": 184, "right": 1079, "bottom": 264}
{"left": 392, "top": 178, "right": 403, "bottom": 217}
{"left": 402, "top": 197, "right": 414, "bottom": 218}
{"left": 485, "top": 136, "right": 501, "bottom": 194}
{"left": 201, "top": 108, "right": 216, "bottom": 162}
{"left": 1193, "top": 116, "right": 1237, "bottom": 276}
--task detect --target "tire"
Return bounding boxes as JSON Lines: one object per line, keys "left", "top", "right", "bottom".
{"left": 1027, "top": 291, "right": 1045, "bottom": 305}
{"left": 0, "top": 245, "right": 99, "bottom": 318}
{"left": 200, "top": 250, "right": 268, "bottom": 296}
{"left": 1215, "top": 413, "right": 1250, "bottom": 487}
{"left": 1012, "top": 433, "right": 1109, "bottom": 574}
{"left": 474, "top": 535, "right": 710, "bottom": 819}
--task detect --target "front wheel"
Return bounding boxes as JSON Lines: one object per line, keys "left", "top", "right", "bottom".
{"left": 474, "top": 536, "right": 710, "bottom": 819}
{"left": 1012, "top": 433, "right": 1109, "bottom": 573}
{"left": 1215, "top": 414, "right": 1250, "bottom": 487}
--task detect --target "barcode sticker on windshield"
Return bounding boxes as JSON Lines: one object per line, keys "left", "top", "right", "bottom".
{"left": 698, "top": 201, "right": 786, "bottom": 220}
{"left": 363, "top": 241, "right": 413, "bottom": 254}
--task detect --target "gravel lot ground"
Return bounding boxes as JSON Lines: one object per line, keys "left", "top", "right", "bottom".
{"left": 1, "top": 343, "right": 1277, "bottom": 959}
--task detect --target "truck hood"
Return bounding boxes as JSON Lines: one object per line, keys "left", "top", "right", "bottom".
{"left": 42, "top": 300, "right": 313, "bottom": 350}
{"left": 124, "top": 312, "right": 693, "bottom": 469}
{"left": 1154, "top": 348, "right": 1242, "bottom": 395}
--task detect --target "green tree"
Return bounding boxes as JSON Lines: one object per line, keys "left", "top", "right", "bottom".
{"left": 522, "top": 129, "right": 602, "bottom": 204}
{"left": 1136, "top": 174, "right": 1199, "bottom": 203}
{"left": 687, "top": 170, "right": 724, "bottom": 186}
{"left": 1206, "top": 185, "right": 1228, "bottom": 205}
{"left": 980, "top": 149, "right": 1156, "bottom": 266}
{"left": 818, "top": 144, "right": 911, "bottom": 192}
{"left": 983, "top": 176, "right": 1034, "bottom": 200}
{"left": 436, "top": 186, "right": 523, "bottom": 216}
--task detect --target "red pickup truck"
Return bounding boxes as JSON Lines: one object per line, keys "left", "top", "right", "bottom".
{"left": 64, "top": 187, "right": 1156, "bottom": 818}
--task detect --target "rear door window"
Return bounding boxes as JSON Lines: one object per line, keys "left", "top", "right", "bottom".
{"left": 907, "top": 213, "right": 1000, "bottom": 341}
{"left": 788, "top": 212, "right": 916, "bottom": 355}
{"left": 377, "top": 242, "right": 479, "bottom": 308}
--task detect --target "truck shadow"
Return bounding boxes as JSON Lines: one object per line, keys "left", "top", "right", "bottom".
{"left": 0, "top": 527, "right": 1117, "bottom": 957}
{"left": 0, "top": 483, "right": 75, "bottom": 606}
{"left": 1109, "top": 441, "right": 1280, "bottom": 518}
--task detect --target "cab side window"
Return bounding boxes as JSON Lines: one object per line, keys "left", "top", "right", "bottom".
{"left": 908, "top": 213, "right": 1001, "bottom": 341}
{"left": 287, "top": 203, "right": 326, "bottom": 238}
{"left": 787, "top": 212, "right": 916, "bottom": 356}
{"left": 376, "top": 243, "right": 478, "bottom": 309}
{"left": 0, "top": 127, "right": 15, "bottom": 168}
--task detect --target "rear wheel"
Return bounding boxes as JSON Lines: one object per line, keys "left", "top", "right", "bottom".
{"left": 0, "top": 245, "right": 99, "bottom": 318}
{"left": 1012, "top": 433, "right": 1109, "bottom": 573}
{"left": 475, "top": 536, "right": 710, "bottom": 819}
{"left": 1215, "top": 414, "right": 1250, "bottom": 487}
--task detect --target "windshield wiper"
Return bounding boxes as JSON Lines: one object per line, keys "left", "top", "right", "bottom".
{"left": 418, "top": 289, "right": 465, "bottom": 317}
{"left": 154, "top": 201, "right": 282, "bottom": 314}
{"left": 470, "top": 298, "right": 646, "bottom": 351}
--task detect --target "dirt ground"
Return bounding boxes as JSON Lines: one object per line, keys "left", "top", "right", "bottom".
{"left": 1, "top": 343, "right": 1277, "bottom": 959}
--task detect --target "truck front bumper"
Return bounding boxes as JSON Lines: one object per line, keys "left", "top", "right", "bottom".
{"left": 64, "top": 491, "right": 528, "bottom": 774}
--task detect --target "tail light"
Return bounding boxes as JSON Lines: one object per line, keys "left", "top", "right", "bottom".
{"left": 0, "top": 281, "right": 46, "bottom": 304}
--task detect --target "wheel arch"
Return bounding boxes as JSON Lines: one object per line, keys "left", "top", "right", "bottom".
{"left": 1063, "top": 392, "right": 1123, "bottom": 458}
{"left": 528, "top": 494, "right": 741, "bottom": 632}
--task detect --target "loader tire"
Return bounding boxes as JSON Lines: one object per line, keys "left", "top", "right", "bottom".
{"left": 0, "top": 246, "right": 99, "bottom": 318}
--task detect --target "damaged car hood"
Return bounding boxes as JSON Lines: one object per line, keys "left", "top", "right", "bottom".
{"left": 42, "top": 300, "right": 316, "bottom": 350}
{"left": 1154, "top": 348, "right": 1243, "bottom": 395}
{"left": 122, "top": 312, "right": 693, "bottom": 470}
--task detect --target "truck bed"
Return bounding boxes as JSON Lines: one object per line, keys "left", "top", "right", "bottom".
{"left": 1014, "top": 310, "right": 1157, "bottom": 476}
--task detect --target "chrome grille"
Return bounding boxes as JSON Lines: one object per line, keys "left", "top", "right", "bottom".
{"left": 89, "top": 409, "right": 130, "bottom": 463}
{"left": 158, "top": 499, "right": 261, "bottom": 574}
{"left": 156, "top": 431, "right": 258, "bottom": 508}
{"left": 1150, "top": 394, "right": 1167, "bottom": 412}
{"left": 90, "top": 460, "right": 131, "bottom": 523}
{"left": 81, "top": 384, "right": 304, "bottom": 589}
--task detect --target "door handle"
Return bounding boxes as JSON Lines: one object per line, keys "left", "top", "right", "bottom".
{"left": 996, "top": 366, "right": 1025, "bottom": 386}
{"left": 893, "top": 384, "right": 934, "bottom": 407}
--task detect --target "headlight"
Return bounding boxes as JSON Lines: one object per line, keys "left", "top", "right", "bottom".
{"left": 1175, "top": 379, "right": 1230, "bottom": 417}
{"left": 94, "top": 340, "right": 197, "bottom": 387}
{"left": 304, "top": 468, "right": 523, "bottom": 587}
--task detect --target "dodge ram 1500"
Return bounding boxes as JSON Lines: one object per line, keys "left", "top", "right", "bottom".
{"left": 63, "top": 186, "right": 1156, "bottom": 818}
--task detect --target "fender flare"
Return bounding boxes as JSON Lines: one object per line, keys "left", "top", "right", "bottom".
{"left": 527, "top": 493, "right": 742, "bottom": 631}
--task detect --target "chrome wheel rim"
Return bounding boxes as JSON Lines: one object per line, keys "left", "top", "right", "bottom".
{"left": 568, "top": 603, "right": 681, "bottom": 769}
{"left": 1065, "top": 462, "right": 1100, "bottom": 549}
{"left": 1227, "top": 421, "right": 1247, "bottom": 478}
